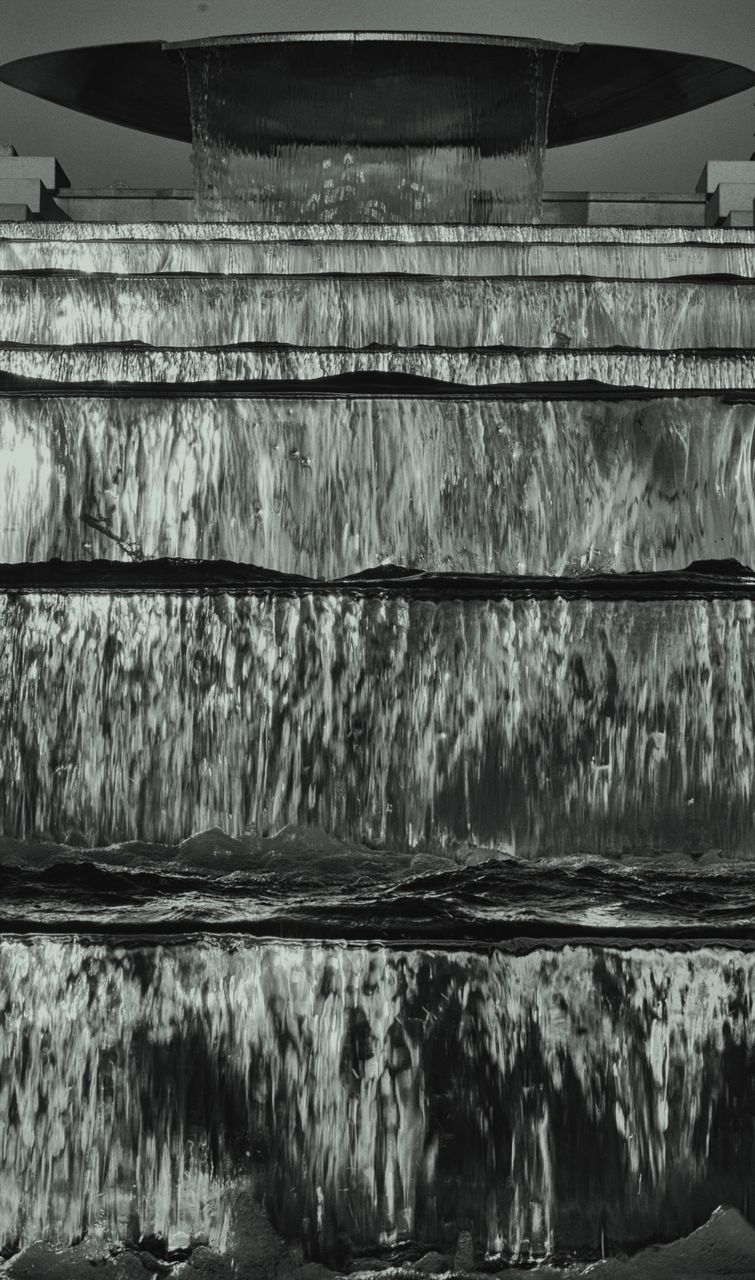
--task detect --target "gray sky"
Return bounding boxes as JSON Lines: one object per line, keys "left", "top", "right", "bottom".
{"left": 0, "top": 0, "right": 753, "bottom": 192}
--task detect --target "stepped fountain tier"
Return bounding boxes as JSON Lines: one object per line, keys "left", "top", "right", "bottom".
{"left": 1, "top": 272, "right": 753, "bottom": 349}
{"left": 2, "top": 578, "right": 755, "bottom": 855}
{"left": 3, "top": 392, "right": 755, "bottom": 574}
{"left": 0, "top": 221, "right": 753, "bottom": 273}
{"left": 2, "top": 32, "right": 754, "bottom": 222}
{"left": 3, "top": 936, "right": 755, "bottom": 1270}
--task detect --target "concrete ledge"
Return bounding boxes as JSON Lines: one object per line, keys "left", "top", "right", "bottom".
{"left": 543, "top": 194, "right": 705, "bottom": 227}
{"left": 52, "top": 189, "right": 709, "bottom": 227}
{"left": 55, "top": 192, "right": 196, "bottom": 222}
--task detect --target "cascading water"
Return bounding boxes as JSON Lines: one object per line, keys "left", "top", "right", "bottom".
{"left": 1, "top": 394, "right": 754, "bottom": 573}
{"left": 1, "top": 227, "right": 754, "bottom": 276}
{"left": 180, "top": 37, "right": 563, "bottom": 224}
{"left": 1, "top": 272, "right": 751, "bottom": 348}
{"left": 1, "top": 590, "right": 754, "bottom": 853}
{"left": 3, "top": 342, "right": 753, "bottom": 388}
{"left": 2, "top": 937, "right": 754, "bottom": 1267}
{"left": 1, "top": 31, "right": 755, "bottom": 1280}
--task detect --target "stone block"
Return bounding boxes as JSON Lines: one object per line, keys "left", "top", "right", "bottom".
{"left": 0, "top": 155, "right": 69, "bottom": 189}
{"left": 696, "top": 160, "right": 755, "bottom": 193}
{"left": 722, "top": 209, "right": 755, "bottom": 228}
{"left": 0, "top": 203, "right": 30, "bottom": 220}
{"left": 0, "top": 178, "right": 44, "bottom": 212}
{"left": 706, "top": 182, "right": 755, "bottom": 225}
{"left": 0, "top": 143, "right": 17, "bottom": 156}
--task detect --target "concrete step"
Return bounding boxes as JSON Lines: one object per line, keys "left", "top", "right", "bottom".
{"left": 0, "top": 204, "right": 30, "bottom": 221}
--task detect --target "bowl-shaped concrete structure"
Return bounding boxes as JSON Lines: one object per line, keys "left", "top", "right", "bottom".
{"left": 0, "top": 30, "right": 753, "bottom": 149}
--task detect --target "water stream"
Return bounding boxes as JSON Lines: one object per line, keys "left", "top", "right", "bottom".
{"left": 3, "top": 344, "right": 752, "bottom": 389}
{"left": 0, "top": 234, "right": 753, "bottom": 277}
{"left": 182, "top": 40, "right": 560, "bottom": 224}
{"left": 0, "top": 274, "right": 750, "bottom": 349}
{"left": 2, "top": 936, "right": 753, "bottom": 1268}
{"left": 1, "top": 590, "right": 753, "bottom": 854}
{"left": 1, "top": 394, "right": 754, "bottom": 573}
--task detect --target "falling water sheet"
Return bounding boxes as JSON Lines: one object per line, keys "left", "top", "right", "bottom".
{"left": 2, "top": 345, "right": 753, "bottom": 394}
{"left": 0, "top": 274, "right": 752, "bottom": 349}
{"left": 2, "top": 222, "right": 751, "bottom": 241}
{"left": 182, "top": 39, "right": 559, "bottom": 224}
{"left": 2, "top": 393, "right": 755, "bottom": 574}
{"left": 0, "top": 235, "right": 753, "bottom": 277}
{"left": 1, "top": 565, "right": 755, "bottom": 857}
{"left": 3, "top": 936, "right": 755, "bottom": 1278}
{"left": 1, "top": 343, "right": 752, "bottom": 389}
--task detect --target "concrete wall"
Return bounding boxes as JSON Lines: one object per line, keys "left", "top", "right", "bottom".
{"left": 51, "top": 188, "right": 710, "bottom": 226}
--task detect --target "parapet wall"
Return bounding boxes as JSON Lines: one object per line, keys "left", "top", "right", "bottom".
{"left": 16, "top": 187, "right": 712, "bottom": 226}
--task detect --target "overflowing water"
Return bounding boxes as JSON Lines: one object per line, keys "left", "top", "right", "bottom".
{"left": 0, "top": 273, "right": 751, "bottom": 349}
{"left": 181, "top": 38, "right": 561, "bottom": 224}
{"left": 0, "top": 589, "right": 753, "bottom": 854}
{"left": 2, "top": 935, "right": 755, "bottom": 1268}
{"left": 0, "top": 145, "right": 754, "bottom": 1280}
{"left": 1, "top": 393, "right": 754, "bottom": 573}
{"left": 3, "top": 344, "right": 752, "bottom": 390}
{"left": 0, "top": 234, "right": 753, "bottom": 277}
{"left": 1, "top": 222, "right": 748, "bottom": 242}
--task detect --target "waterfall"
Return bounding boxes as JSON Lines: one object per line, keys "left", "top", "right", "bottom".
{"left": 0, "top": 590, "right": 753, "bottom": 852}
{"left": 0, "top": 222, "right": 748, "bottom": 242}
{"left": 0, "top": 274, "right": 751, "bottom": 348}
{"left": 0, "top": 234, "right": 753, "bottom": 277}
{"left": 1, "top": 937, "right": 752, "bottom": 1265}
{"left": 2, "top": 344, "right": 752, "bottom": 389}
{"left": 0, "top": 50, "right": 754, "bottom": 1270}
{"left": 182, "top": 40, "right": 560, "bottom": 224}
{"left": 1, "top": 394, "right": 754, "bottom": 574}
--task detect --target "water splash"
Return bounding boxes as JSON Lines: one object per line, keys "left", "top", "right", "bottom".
{"left": 1, "top": 591, "right": 754, "bottom": 851}
{"left": 1, "top": 394, "right": 755, "bottom": 575}
{"left": 1, "top": 936, "right": 753, "bottom": 1266}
